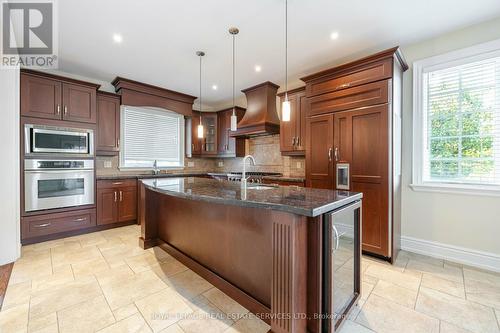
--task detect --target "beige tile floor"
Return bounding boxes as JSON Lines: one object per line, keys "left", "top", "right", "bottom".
{"left": 0, "top": 225, "right": 498, "bottom": 333}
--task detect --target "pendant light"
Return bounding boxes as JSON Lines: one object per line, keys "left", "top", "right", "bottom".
{"left": 229, "top": 27, "right": 239, "bottom": 131}
{"left": 281, "top": 0, "right": 291, "bottom": 122}
{"left": 196, "top": 51, "right": 205, "bottom": 138}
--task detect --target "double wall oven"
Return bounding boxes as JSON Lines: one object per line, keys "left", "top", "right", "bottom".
{"left": 24, "top": 124, "right": 95, "bottom": 213}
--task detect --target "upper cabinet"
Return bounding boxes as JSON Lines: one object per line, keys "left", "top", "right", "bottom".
{"left": 96, "top": 92, "right": 121, "bottom": 155}
{"left": 217, "top": 107, "right": 245, "bottom": 157}
{"left": 21, "top": 69, "right": 99, "bottom": 124}
{"left": 191, "top": 108, "right": 246, "bottom": 158}
{"left": 279, "top": 87, "right": 307, "bottom": 155}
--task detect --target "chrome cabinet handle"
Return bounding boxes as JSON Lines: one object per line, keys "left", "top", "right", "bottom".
{"left": 328, "top": 147, "right": 333, "bottom": 162}
{"left": 64, "top": 106, "right": 68, "bottom": 115}
{"left": 332, "top": 225, "right": 340, "bottom": 252}
{"left": 56, "top": 105, "right": 60, "bottom": 115}
{"left": 296, "top": 137, "right": 300, "bottom": 146}
{"left": 334, "top": 147, "right": 339, "bottom": 162}
{"left": 117, "top": 138, "right": 120, "bottom": 148}
{"left": 112, "top": 182, "right": 123, "bottom": 185}
{"left": 114, "top": 191, "right": 117, "bottom": 202}
{"left": 119, "top": 191, "right": 123, "bottom": 202}
{"left": 34, "top": 223, "right": 51, "bottom": 228}
{"left": 292, "top": 137, "right": 296, "bottom": 146}
{"left": 74, "top": 217, "right": 86, "bottom": 222}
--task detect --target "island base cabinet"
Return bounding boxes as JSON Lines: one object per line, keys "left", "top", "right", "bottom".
{"left": 97, "top": 180, "right": 137, "bottom": 225}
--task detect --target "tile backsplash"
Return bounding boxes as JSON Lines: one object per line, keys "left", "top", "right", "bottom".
{"left": 96, "top": 134, "right": 305, "bottom": 178}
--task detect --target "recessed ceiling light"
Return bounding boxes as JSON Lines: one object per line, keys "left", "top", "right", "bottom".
{"left": 212, "top": 84, "right": 218, "bottom": 90}
{"left": 254, "top": 65, "right": 262, "bottom": 72}
{"left": 113, "top": 33, "right": 123, "bottom": 43}
{"left": 330, "top": 31, "right": 339, "bottom": 40}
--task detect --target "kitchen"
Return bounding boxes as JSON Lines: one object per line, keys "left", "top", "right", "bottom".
{"left": 1, "top": 1, "right": 500, "bottom": 333}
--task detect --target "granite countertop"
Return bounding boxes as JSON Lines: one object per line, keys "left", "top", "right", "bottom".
{"left": 96, "top": 172, "right": 209, "bottom": 180}
{"left": 141, "top": 177, "right": 361, "bottom": 217}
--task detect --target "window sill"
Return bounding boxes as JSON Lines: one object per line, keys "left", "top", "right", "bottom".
{"left": 410, "top": 183, "right": 500, "bottom": 197}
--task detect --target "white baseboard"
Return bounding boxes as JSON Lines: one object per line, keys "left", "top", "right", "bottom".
{"left": 401, "top": 236, "right": 500, "bottom": 273}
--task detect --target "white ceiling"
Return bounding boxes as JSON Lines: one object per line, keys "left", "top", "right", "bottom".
{"left": 58, "top": 0, "right": 500, "bottom": 109}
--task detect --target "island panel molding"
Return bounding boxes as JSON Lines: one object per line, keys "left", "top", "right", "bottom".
{"left": 112, "top": 76, "right": 197, "bottom": 116}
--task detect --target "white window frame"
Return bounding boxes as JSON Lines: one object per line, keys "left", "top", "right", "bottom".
{"left": 119, "top": 105, "right": 185, "bottom": 170}
{"left": 412, "top": 39, "right": 500, "bottom": 197}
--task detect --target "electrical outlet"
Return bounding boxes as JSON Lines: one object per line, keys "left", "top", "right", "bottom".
{"left": 187, "top": 161, "right": 194, "bottom": 167}
{"left": 104, "top": 160, "right": 112, "bottom": 168}
{"left": 218, "top": 161, "right": 224, "bottom": 167}
{"left": 296, "top": 162, "right": 302, "bottom": 169}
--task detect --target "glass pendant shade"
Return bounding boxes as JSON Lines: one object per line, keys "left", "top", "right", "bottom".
{"left": 230, "top": 110, "right": 238, "bottom": 131}
{"left": 282, "top": 99, "right": 291, "bottom": 122}
{"left": 197, "top": 123, "right": 204, "bottom": 139}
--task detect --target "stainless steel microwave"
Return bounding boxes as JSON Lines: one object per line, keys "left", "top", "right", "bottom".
{"left": 25, "top": 124, "right": 94, "bottom": 157}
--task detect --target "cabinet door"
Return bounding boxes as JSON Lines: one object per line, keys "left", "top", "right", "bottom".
{"left": 21, "top": 74, "right": 62, "bottom": 119}
{"left": 217, "top": 111, "right": 229, "bottom": 154}
{"left": 118, "top": 186, "right": 137, "bottom": 222}
{"left": 62, "top": 83, "right": 97, "bottom": 123}
{"left": 96, "top": 94, "right": 120, "bottom": 154}
{"left": 191, "top": 114, "right": 202, "bottom": 155}
{"left": 202, "top": 113, "right": 218, "bottom": 155}
{"left": 334, "top": 105, "right": 389, "bottom": 257}
{"left": 97, "top": 188, "right": 118, "bottom": 225}
{"left": 280, "top": 93, "right": 298, "bottom": 153}
{"left": 306, "top": 114, "right": 334, "bottom": 189}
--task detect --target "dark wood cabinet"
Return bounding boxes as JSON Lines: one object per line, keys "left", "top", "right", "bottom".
{"left": 97, "top": 180, "right": 137, "bottom": 225}
{"left": 334, "top": 105, "right": 389, "bottom": 257}
{"left": 191, "top": 108, "right": 246, "bottom": 158}
{"left": 306, "top": 113, "right": 334, "bottom": 189}
{"left": 217, "top": 107, "right": 246, "bottom": 157}
{"left": 279, "top": 87, "right": 307, "bottom": 155}
{"left": 21, "top": 74, "right": 62, "bottom": 120}
{"left": 303, "top": 47, "right": 407, "bottom": 261}
{"left": 96, "top": 92, "right": 121, "bottom": 155}
{"left": 21, "top": 208, "right": 96, "bottom": 242}
{"left": 20, "top": 70, "right": 99, "bottom": 123}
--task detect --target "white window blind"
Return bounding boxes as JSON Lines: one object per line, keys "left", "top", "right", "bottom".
{"left": 422, "top": 55, "right": 500, "bottom": 187}
{"left": 120, "top": 106, "right": 184, "bottom": 169}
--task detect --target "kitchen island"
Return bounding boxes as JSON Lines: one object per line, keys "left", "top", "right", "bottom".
{"left": 140, "top": 177, "right": 362, "bottom": 333}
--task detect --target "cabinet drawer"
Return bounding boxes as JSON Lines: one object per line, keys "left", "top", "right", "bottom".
{"left": 97, "top": 179, "right": 137, "bottom": 189}
{"left": 308, "top": 80, "right": 389, "bottom": 116}
{"left": 306, "top": 58, "right": 392, "bottom": 97}
{"left": 22, "top": 209, "right": 96, "bottom": 240}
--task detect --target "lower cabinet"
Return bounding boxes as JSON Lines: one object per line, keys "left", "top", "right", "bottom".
{"left": 21, "top": 208, "right": 96, "bottom": 242}
{"left": 97, "top": 179, "right": 137, "bottom": 225}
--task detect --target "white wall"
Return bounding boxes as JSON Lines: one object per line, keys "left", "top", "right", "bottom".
{"left": 0, "top": 67, "right": 20, "bottom": 265}
{"left": 400, "top": 17, "right": 500, "bottom": 262}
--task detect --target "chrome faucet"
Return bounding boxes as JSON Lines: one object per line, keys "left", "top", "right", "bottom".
{"left": 152, "top": 160, "right": 160, "bottom": 175}
{"left": 241, "top": 155, "right": 256, "bottom": 189}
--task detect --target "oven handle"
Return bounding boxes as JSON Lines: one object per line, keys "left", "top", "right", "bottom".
{"left": 25, "top": 169, "right": 94, "bottom": 173}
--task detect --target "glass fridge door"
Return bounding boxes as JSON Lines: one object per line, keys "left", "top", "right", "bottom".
{"left": 324, "top": 200, "right": 361, "bottom": 332}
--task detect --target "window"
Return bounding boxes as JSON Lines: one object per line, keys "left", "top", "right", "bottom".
{"left": 120, "top": 106, "right": 184, "bottom": 169}
{"left": 413, "top": 40, "right": 500, "bottom": 195}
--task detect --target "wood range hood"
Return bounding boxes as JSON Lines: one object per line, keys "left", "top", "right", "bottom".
{"left": 230, "top": 81, "right": 281, "bottom": 138}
